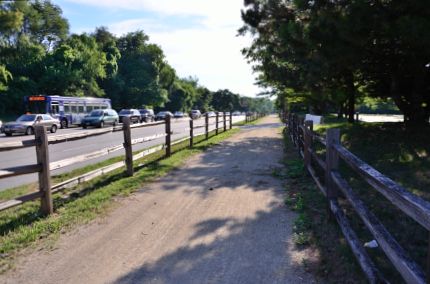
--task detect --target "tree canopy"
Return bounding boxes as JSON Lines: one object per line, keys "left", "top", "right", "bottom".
{"left": 240, "top": 0, "right": 430, "bottom": 125}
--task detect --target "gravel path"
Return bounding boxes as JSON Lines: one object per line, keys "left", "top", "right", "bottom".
{"left": 1, "top": 115, "right": 315, "bottom": 284}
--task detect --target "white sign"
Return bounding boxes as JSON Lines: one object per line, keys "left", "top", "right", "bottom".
{"left": 305, "top": 114, "right": 323, "bottom": 125}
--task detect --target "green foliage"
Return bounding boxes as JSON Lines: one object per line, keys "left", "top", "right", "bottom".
{"left": 240, "top": 0, "right": 430, "bottom": 125}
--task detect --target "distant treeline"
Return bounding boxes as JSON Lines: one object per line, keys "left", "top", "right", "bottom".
{"left": 0, "top": 0, "right": 274, "bottom": 117}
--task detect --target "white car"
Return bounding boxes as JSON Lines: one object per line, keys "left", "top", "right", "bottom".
{"left": 0, "top": 120, "right": 2, "bottom": 133}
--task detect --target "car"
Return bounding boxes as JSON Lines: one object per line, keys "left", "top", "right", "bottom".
{"left": 232, "top": 111, "right": 242, "bottom": 116}
{"left": 205, "top": 111, "right": 216, "bottom": 117}
{"left": 190, "top": 110, "right": 201, "bottom": 119}
{"left": 2, "top": 114, "right": 59, "bottom": 136}
{"left": 118, "top": 109, "right": 141, "bottom": 124}
{"left": 173, "top": 111, "right": 185, "bottom": 118}
{"left": 81, "top": 109, "right": 119, "bottom": 128}
{"left": 155, "top": 111, "right": 173, "bottom": 121}
{"left": 139, "top": 109, "right": 155, "bottom": 122}
{"left": 0, "top": 120, "right": 2, "bottom": 133}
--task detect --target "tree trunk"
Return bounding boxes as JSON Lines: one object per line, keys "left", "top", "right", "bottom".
{"left": 346, "top": 73, "right": 356, "bottom": 123}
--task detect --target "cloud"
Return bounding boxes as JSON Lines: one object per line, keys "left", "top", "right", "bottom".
{"left": 64, "top": 0, "right": 262, "bottom": 96}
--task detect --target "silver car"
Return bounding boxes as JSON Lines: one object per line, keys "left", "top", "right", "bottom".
{"left": 3, "top": 114, "right": 60, "bottom": 136}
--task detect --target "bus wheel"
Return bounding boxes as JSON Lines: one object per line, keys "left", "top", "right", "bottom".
{"left": 25, "top": 127, "right": 34, "bottom": 135}
{"left": 60, "top": 119, "right": 68, "bottom": 129}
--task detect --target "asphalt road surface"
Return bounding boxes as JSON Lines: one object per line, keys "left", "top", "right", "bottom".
{"left": 0, "top": 116, "right": 245, "bottom": 191}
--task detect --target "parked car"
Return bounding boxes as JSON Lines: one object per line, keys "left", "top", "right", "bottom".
{"left": 81, "top": 109, "right": 119, "bottom": 128}
{"left": 2, "top": 114, "right": 59, "bottom": 136}
{"left": 0, "top": 120, "right": 2, "bottom": 133}
{"left": 139, "top": 109, "right": 155, "bottom": 122}
{"left": 232, "top": 111, "right": 242, "bottom": 116}
{"left": 190, "top": 110, "right": 201, "bottom": 119}
{"left": 174, "top": 111, "right": 185, "bottom": 118}
{"left": 155, "top": 111, "right": 173, "bottom": 121}
{"left": 118, "top": 109, "right": 141, "bottom": 124}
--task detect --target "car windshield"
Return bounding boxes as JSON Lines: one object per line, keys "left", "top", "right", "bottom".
{"left": 16, "top": 114, "right": 36, "bottom": 122}
{"left": 140, "top": 110, "right": 150, "bottom": 114}
{"left": 119, "top": 110, "right": 132, "bottom": 115}
{"left": 90, "top": 110, "right": 104, "bottom": 117}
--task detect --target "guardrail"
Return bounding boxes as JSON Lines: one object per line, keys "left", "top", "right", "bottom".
{"left": 0, "top": 112, "right": 260, "bottom": 215}
{"left": 286, "top": 113, "right": 430, "bottom": 284}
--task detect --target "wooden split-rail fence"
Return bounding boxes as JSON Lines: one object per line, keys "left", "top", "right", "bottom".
{"left": 0, "top": 112, "right": 262, "bottom": 215}
{"left": 287, "top": 113, "right": 430, "bottom": 284}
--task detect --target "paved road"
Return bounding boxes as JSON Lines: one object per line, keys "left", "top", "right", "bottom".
{"left": 1, "top": 115, "right": 314, "bottom": 284}
{"left": 0, "top": 116, "right": 245, "bottom": 191}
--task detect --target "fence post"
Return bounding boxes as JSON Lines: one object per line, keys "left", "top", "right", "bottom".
{"left": 223, "top": 112, "right": 227, "bottom": 132}
{"left": 298, "top": 117, "right": 305, "bottom": 153}
{"left": 165, "top": 115, "right": 171, "bottom": 157}
{"left": 355, "top": 112, "right": 359, "bottom": 122}
{"left": 229, "top": 112, "right": 233, "bottom": 129}
{"left": 189, "top": 118, "right": 193, "bottom": 148}
{"left": 122, "top": 117, "right": 134, "bottom": 176}
{"left": 205, "top": 112, "right": 209, "bottom": 140}
{"left": 216, "top": 112, "right": 219, "bottom": 135}
{"left": 304, "top": 120, "right": 313, "bottom": 169}
{"left": 325, "top": 128, "right": 340, "bottom": 219}
{"left": 35, "top": 125, "right": 53, "bottom": 215}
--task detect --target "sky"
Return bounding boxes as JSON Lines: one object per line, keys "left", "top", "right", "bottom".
{"left": 54, "top": 0, "right": 263, "bottom": 97}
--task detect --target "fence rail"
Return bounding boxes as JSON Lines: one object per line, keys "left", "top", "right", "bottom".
{"left": 286, "top": 113, "right": 430, "bottom": 284}
{"left": 0, "top": 112, "right": 262, "bottom": 215}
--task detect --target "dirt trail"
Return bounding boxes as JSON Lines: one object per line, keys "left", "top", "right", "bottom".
{"left": 1, "top": 115, "right": 315, "bottom": 284}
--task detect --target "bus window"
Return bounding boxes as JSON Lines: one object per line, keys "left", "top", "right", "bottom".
{"left": 71, "top": 105, "right": 77, "bottom": 113}
{"left": 64, "top": 104, "right": 70, "bottom": 113}
{"left": 87, "top": 106, "right": 93, "bottom": 112}
{"left": 51, "top": 104, "right": 59, "bottom": 115}
{"left": 101, "top": 105, "right": 108, "bottom": 109}
{"left": 78, "top": 105, "right": 84, "bottom": 113}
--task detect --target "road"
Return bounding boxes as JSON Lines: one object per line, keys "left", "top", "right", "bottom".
{"left": 0, "top": 116, "right": 245, "bottom": 191}
{"left": 1, "top": 115, "right": 314, "bottom": 284}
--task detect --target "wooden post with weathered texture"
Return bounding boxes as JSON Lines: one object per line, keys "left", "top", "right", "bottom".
{"left": 35, "top": 125, "right": 53, "bottom": 215}
{"left": 304, "top": 120, "right": 313, "bottom": 169}
{"left": 165, "top": 115, "right": 171, "bottom": 157}
{"left": 189, "top": 118, "right": 193, "bottom": 148}
{"left": 229, "top": 112, "right": 233, "bottom": 129}
{"left": 223, "top": 112, "right": 227, "bottom": 132}
{"left": 325, "top": 128, "right": 340, "bottom": 219}
{"left": 205, "top": 112, "right": 209, "bottom": 140}
{"left": 355, "top": 112, "right": 359, "bottom": 122}
{"left": 122, "top": 117, "right": 134, "bottom": 176}
{"left": 216, "top": 112, "right": 219, "bottom": 135}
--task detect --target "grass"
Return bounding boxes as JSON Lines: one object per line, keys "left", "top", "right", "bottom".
{"left": 290, "top": 114, "right": 430, "bottom": 282}
{"left": 280, "top": 130, "right": 366, "bottom": 282}
{"left": 0, "top": 127, "right": 240, "bottom": 273}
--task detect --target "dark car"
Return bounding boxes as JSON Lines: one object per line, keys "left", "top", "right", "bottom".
{"left": 81, "top": 109, "right": 119, "bottom": 128}
{"left": 118, "top": 109, "right": 141, "bottom": 124}
{"left": 139, "top": 109, "right": 155, "bottom": 122}
{"left": 3, "top": 114, "right": 59, "bottom": 136}
{"left": 155, "top": 111, "right": 173, "bottom": 121}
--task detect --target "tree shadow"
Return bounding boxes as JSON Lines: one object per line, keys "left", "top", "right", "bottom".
{"left": 113, "top": 207, "right": 314, "bottom": 284}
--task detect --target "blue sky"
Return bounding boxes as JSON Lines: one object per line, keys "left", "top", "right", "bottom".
{"left": 54, "top": 0, "right": 262, "bottom": 97}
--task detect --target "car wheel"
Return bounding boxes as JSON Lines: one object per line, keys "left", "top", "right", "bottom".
{"left": 113, "top": 120, "right": 117, "bottom": 127}
{"left": 99, "top": 121, "right": 104, "bottom": 128}
{"left": 5, "top": 132, "right": 12, "bottom": 137}
{"left": 25, "top": 127, "right": 34, "bottom": 135}
{"left": 60, "top": 119, "right": 68, "bottom": 129}
{"left": 50, "top": 125, "right": 57, "bottom": 133}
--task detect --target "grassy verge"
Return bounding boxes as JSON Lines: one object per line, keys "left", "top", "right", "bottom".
{"left": 291, "top": 115, "right": 430, "bottom": 282}
{"left": 281, "top": 129, "right": 366, "bottom": 283}
{"left": 0, "top": 128, "right": 239, "bottom": 273}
